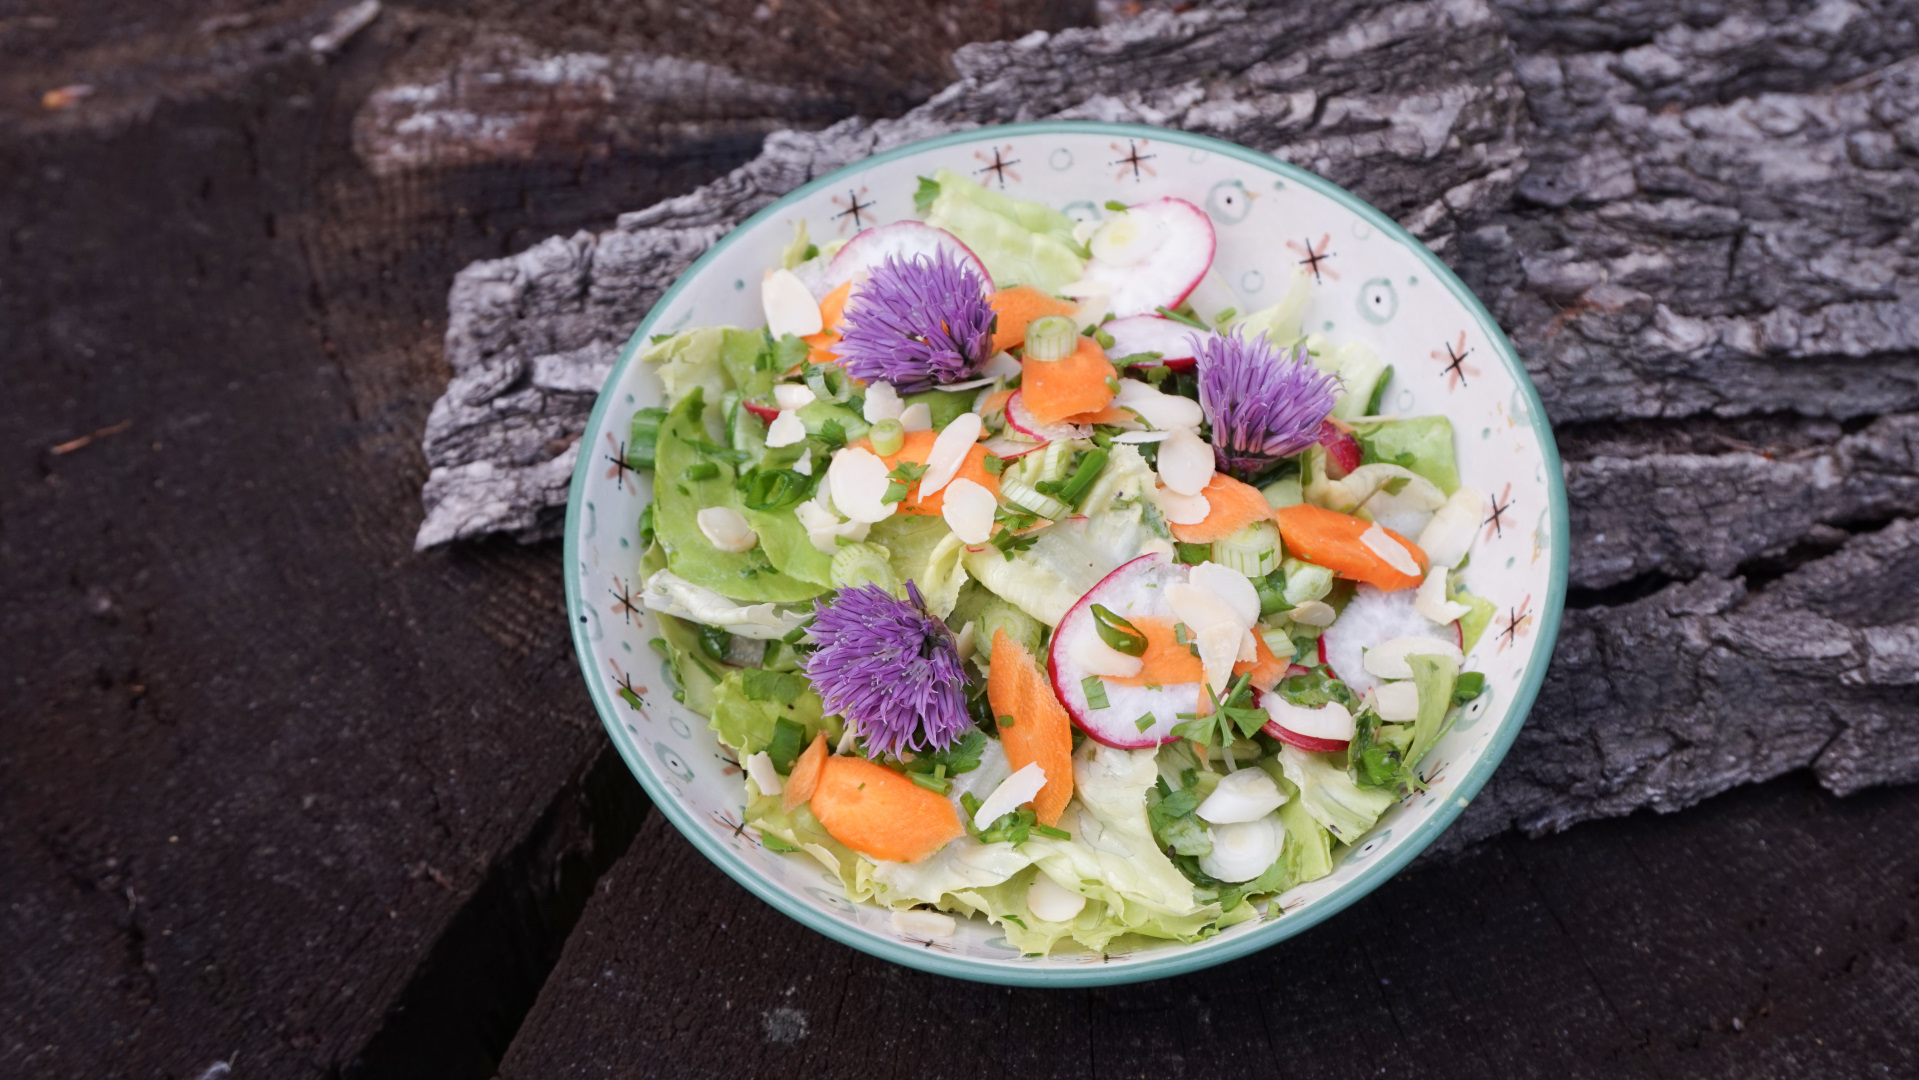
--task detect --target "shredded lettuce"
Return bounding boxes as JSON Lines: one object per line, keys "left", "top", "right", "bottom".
{"left": 1279, "top": 744, "right": 1398, "bottom": 845}
{"left": 1351, "top": 417, "right": 1460, "bottom": 495}
{"left": 1233, "top": 267, "right": 1311, "bottom": 345}
{"left": 921, "top": 168, "right": 1085, "bottom": 293}
{"left": 709, "top": 668, "right": 841, "bottom": 761}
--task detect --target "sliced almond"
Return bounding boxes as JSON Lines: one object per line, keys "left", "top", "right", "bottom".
{"left": 918, "top": 412, "right": 984, "bottom": 498}
{"left": 1417, "top": 486, "right": 1484, "bottom": 569}
{"left": 1362, "top": 635, "right": 1465, "bottom": 680}
{"left": 973, "top": 762, "right": 1048, "bottom": 830}
{"left": 762, "top": 267, "right": 823, "bottom": 338}
{"left": 982, "top": 351, "right": 1022, "bottom": 379}
{"left": 1190, "top": 562, "right": 1260, "bottom": 629}
{"left": 1288, "top": 599, "right": 1336, "bottom": 626}
{"left": 1196, "top": 621, "right": 1241, "bottom": 695}
{"left": 744, "top": 751, "right": 784, "bottom": 796}
{"left": 1156, "top": 427, "right": 1216, "bottom": 496}
{"left": 765, "top": 409, "right": 807, "bottom": 448}
{"left": 773, "top": 382, "right": 817, "bottom": 410}
{"left": 1360, "top": 522, "right": 1421, "bottom": 578}
{"left": 1025, "top": 873, "right": 1088, "bottom": 922}
{"left": 793, "top": 452, "right": 814, "bottom": 476}
{"left": 1415, "top": 564, "right": 1472, "bottom": 625}
{"left": 1157, "top": 486, "right": 1210, "bottom": 525}
{"left": 1267, "top": 699, "right": 1355, "bottom": 741}
{"left": 827, "top": 447, "right": 898, "bottom": 524}
{"left": 1069, "top": 632, "right": 1145, "bottom": 679}
{"left": 862, "top": 381, "right": 904, "bottom": 424}
{"left": 1374, "top": 681, "right": 1421, "bottom": 722}
{"left": 1166, "top": 581, "right": 1240, "bottom": 636}
{"left": 696, "top": 507, "right": 758, "bottom": 553}
{"left": 940, "top": 477, "right": 997, "bottom": 544}
{"left": 1115, "top": 378, "right": 1204, "bottom": 430}
{"left": 889, "top": 908, "right": 957, "bottom": 938}
{"left": 1113, "top": 430, "right": 1172, "bottom": 444}
{"left": 899, "top": 401, "right": 933, "bottom": 432}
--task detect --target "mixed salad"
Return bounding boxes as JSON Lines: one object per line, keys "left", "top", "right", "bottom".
{"left": 628, "top": 169, "right": 1494, "bottom": 955}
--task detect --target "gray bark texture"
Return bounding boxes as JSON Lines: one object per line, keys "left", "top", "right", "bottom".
{"left": 410, "top": 0, "right": 1919, "bottom": 847}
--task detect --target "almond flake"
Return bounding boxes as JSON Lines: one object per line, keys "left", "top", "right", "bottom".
{"left": 973, "top": 762, "right": 1048, "bottom": 830}
{"left": 1190, "top": 563, "right": 1260, "bottom": 629}
{"left": 918, "top": 413, "right": 983, "bottom": 498}
{"left": 899, "top": 402, "right": 933, "bottom": 432}
{"left": 1374, "top": 681, "right": 1420, "bottom": 722}
{"left": 696, "top": 507, "right": 758, "bottom": 553}
{"left": 940, "top": 477, "right": 996, "bottom": 544}
{"left": 862, "top": 381, "right": 904, "bottom": 424}
{"left": 762, "top": 268, "right": 823, "bottom": 338}
{"left": 1112, "top": 430, "right": 1172, "bottom": 444}
{"left": 1157, "top": 427, "right": 1215, "bottom": 496}
{"left": 1069, "top": 632, "right": 1144, "bottom": 679}
{"left": 765, "top": 409, "right": 807, "bottom": 448}
{"left": 1288, "top": 599, "right": 1336, "bottom": 626}
{"left": 1266, "top": 699, "right": 1355, "bottom": 741}
{"left": 1158, "top": 486, "right": 1210, "bottom": 525}
{"left": 826, "top": 447, "right": 898, "bottom": 524}
{"left": 744, "top": 751, "right": 784, "bottom": 796}
{"left": 1362, "top": 636, "right": 1465, "bottom": 680}
{"left": 1360, "top": 523, "right": 1421, "bottom": 577}
{"left": 1115, "top": 378, "right": 1204, "bottom": 430}
{"left": 773, "top": 382, "right": 816, "bottom": 410}
{"left": 1415, "top": 565, "right": 1472, "bottom": 624}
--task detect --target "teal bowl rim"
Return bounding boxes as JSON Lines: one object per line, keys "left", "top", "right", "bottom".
{"left": 564, "top": 120, "right": 1569, "bottom": 987}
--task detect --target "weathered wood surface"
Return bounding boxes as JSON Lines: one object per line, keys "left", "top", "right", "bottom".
{"left": 500, "top": 774, "right": 1919, "bottom": 1079}
{"left": 414, "top": 0, "right": 1919, "bottom": 853}
{"left": 4, "top": 0, "right": 1919, "bottom": 1078}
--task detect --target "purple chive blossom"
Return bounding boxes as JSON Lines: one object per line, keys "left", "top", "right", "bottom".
{"left": 831, "top": 251, "right": 996, "bottom": 392}
{"left": 800, "top": 581, "right": 972, "bottom": 757}
{"left": 1194, "top": 328, "right": 1342, "bottom": 478}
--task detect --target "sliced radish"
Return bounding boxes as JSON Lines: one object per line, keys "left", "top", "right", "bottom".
{"left": 980, "top": 434, "right": 1047, "bottom": 460}
{"left": 1262, "top": 721, "right": 1349, "bottom": 754}
{"left": 1006, "top": 390, "right": 1090, "bottom": 442}
{"left": 1320, "top": 584, "right": 1465, "bottom": 696}
{"left": 1048, "top": 552, "right": 1199, "bottom": 748}
{"left": 1318, "top": 420, "right": 1362, "bottom": 478}
{"left": 825, "top": 222, "right": 992, "bottom": 296}
{"left": 1076, "top": 199, "right": 1216, "bottom": 318}
{"left": 1103, "top": 314, "right": 1203, "bottom": 368}
{"left": 741, "top": 399, "right": 781, "bottom": 424}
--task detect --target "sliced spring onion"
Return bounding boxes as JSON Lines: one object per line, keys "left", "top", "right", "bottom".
{"left": 1090, "top": 604, "right": 1148, "bottom": 656}
{"left": 829, "top": 541, "right": 899, "bottom": 592}
{"left": 869, "top": 417, "right": 905, "bottom": 456}
{"left": 1081, "top": 676, "right": 1111, "bottom": 710}
{"left": 1051, "top": 448, "right": 1109, "bottom": 508}
{"left": 1025, "top": 315, "right": 1079, "bottom": 362}
{"left": 804, "top": 361, "right": 851, "bottom": 403}
{"left": 628, "top": 407, "right": 667, "bottom": 470}
{"left": 685, "top": 461, "right": 719, "bottom": 482}
{"left": 997, "top": 475, "right": 1071, "bottom": 520}
{"left": 1211, "top": 520, "right": 1282, "bottom": 578}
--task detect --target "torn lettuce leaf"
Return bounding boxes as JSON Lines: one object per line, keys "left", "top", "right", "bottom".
{"left": 1351, "top": 416, "right": 1460, "bottom": 495}
{"left": 921, "top": 168, "right": 1085, "bottom": 293}
{"left": 1279, "top": 743, "right": 1398, "bottom": 845}
{"left": 709, "top": 668, "right": 841, "bottom": 760}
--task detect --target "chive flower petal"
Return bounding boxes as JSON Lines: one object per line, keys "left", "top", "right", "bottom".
{"left": 1194, "top": 329, "right": 1340, "bottom": 478}
{"left": 831, "top": 251, "right": 996, "bottom": 392}
{"left": 799, "top": 581, "right": 972, "bottom": 757}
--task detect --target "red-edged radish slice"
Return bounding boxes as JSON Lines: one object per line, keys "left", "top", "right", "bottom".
{"left": 1262, "top": 719, "right": 1350, "bottom": 753}
{"left": 1319, "top": 583, "right": 1465, "bottom": 696}
{"left": 741, "top": 399, "right": 781, "bottom": 424}
{"left": 1048, "top": 552, "right": 1198, "bottom": 748}
{"left": 1076, "top": 198, "right": 1216, "bottom": 318}
{"left": 1104, "top": 314, "right": 1203, "bottom": 369}
{"left": 1006, "top": 390, "right": 1091, "bottom": 442}
{"left": 980, "top": 435, "right": 1047, "bottom": 460}
{"left": 1318, "top": 420, "right": 1362, "bottom": 478}
{"left": 825, "top": 222, "right": 992, "bottom": 295}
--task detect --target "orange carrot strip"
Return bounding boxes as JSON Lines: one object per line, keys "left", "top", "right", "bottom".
{"left": 1274, "top": 503, "right": 1427, "bottom": 591}
{"left": 782, "top": 732, "right": 829, "bottom": 812}
{"left": 1063, "top": 404, "right": 1132, "bottom": 426}
{"left": 809, "top": 756, "right": 964, "bottom": 863}
{"left": 1021, "top": 336, "right": 1116, "bottom": 425}
{"left": 802, "top": 281, "right": 852, "bottom": 349}
{"left": 987, "top": 630, "right": 1075, "bottom": 827}
{"left": 851, "top": 428, "right": 999, "bottom": 516}
{"left": 1106, "top": 616, "right": 1284, "bottom": 689}
{"left": 1168, "top": 473, "right": 1273, "bottom": 544}
{"left": 989, "top": 286, "right": 1077, "bottom": 354}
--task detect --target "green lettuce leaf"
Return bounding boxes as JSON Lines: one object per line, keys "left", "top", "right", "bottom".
{"left": 708, "top": 668, "right": 841, "bottom": 761}
{"left": 1233, "top": 267, "right": 1311, "bottom": 345}
{"left": 867, "top": 514, "right": 969, "bottom": 619}
{"left": 641, "top": 327, "right": 736, "bottom": 429}
{"left": 1456, "top": 586, "right": 1497, "bottom": 653}
{"left": 922, "top": 168, "right": 1085, "bottom": 293}
{"left": 1351, "top": 416, "right": 1460, "bottom": 495}
{"left": 1278, "top": 743, "right": 1398, "bottom": 845}
{"left": 1405, "top": 652, "right": 1460, "bottom": 768}
{"left": 653, "top": 613, "right": 727, "bottom": 717}
{"left": 654, "top": 388, "right": 823, "bottom": 603}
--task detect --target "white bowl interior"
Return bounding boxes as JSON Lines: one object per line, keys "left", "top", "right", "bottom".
{"left": 566, "top": 123, "right": 1565, "bottom": 985}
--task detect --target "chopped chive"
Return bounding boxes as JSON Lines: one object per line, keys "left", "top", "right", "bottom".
{"left": 997, "top": 714, "right": 1015, "bottom": 728}
{"left": 1135, "top": 713, "right": 1156, "bottom": 732}
{"left": 1032, "top": 823, "right": 1071, "bottom": 840}
{"left": 685, "top": 461, "right": 719, "bottom": 481}
{"left": 908, "top": 771, "right": 952, "bottom": 795}
{"left": 1104, "top": 200, "right": 1129, "bottom": 212}
{"left": 1081, "top": 676, "right": 1110, "bottom": 710}
{"left": 761, "top": 833, "right": 798, "bottom": 852}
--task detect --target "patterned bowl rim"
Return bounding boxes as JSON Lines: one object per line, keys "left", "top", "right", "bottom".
{"left": 564, "top": 120, "right": 1569, "bottom": 986}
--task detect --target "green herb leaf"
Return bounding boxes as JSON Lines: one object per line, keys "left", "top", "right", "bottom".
{"left": 914, "top": 176, "right": 942, "bottom": 215}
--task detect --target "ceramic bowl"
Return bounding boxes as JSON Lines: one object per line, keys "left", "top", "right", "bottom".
{"left": 565, "top": 121, "right": 1567, "bottom": 986}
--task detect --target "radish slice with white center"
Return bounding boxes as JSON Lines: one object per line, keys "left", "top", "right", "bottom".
{"left": 1157, "top": 487, "right": 1210, "bottom": 525}
{"left": 1374, "top": 681, "right": 1420, "bottom": 722}
{"left": 825, "top": 222, "right": 993, "bottom": 295}
{"left": 899, "top": 402, "right": 932, "bottom": 432}
{"left": 1267, "top": 698, "right": 1355, "bottom": 742}
{"left": 1196, "top": 767, "right": 1286, "bottom": 825}
{"left": 827, "top": 447, "right": 898, "bottom": 524}
{"left": 863, "top": 381, "right": 905, "bottom": 424}
{"left": 1113, "top": 377, "right": 1204, "bottom": 430}
{"left": 1103, "top": 314, "right": 1202, "bottom": 367}
{"left": 1005, "top": 390, "right": 1091, "bottom": 442}
{"left": 1418, "top": 486, "right": 1485, "bottom": 569}
{"left": 697, "top": 507, "right": 758, "bottom": 553}
{"left": 1199, "top": 815, "right": 1283, "bottom": 883}
{"left": 1415, "top": 565, "right": 1472, "bottom": 624}
{"left": 1361, "top": 523, "right": 1422, "bottom": 578}
{"left": 972, "top": 761, "right": 1048, "bottom": 830}
{"left": 919, "top": 413, "right": 983, "bottom": 497}
{"left": 1026, "top": 873, "right": 1087, "bottom": 922}
{"left": 1190, "top": 562, "right": 1260, "bottom": 628}
{"left": 1320, "top": 583, "right": 1465, "bottom": 695}
{"left": 762, "top": 268, "right": 823, "bottom": 337}
{"left": 744, "top": 751, "right": 783, "bottom": 796}
{"left": 1049, "top": 552, "right": 1203, "bottom": 747}
{"left": 940, "top": 478, "right": 996, "bottom": 545}
{"left": 1362, "top": 635, "right": 1466, "bottom": 680}
{"left": 1069, "top": 632, "right": 1144, "bottom": 680}
{"left": 1156, "top": 428, "right": 1215, "bottom": 496}
{"left": 773, "top": 382, "right": 816, "bottom": 410}
{"left": 1076, "top": 198, "right": 1217, "bottom": 318}
{"left": 765, "top": 409, "right": 807, "bottom": 448}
